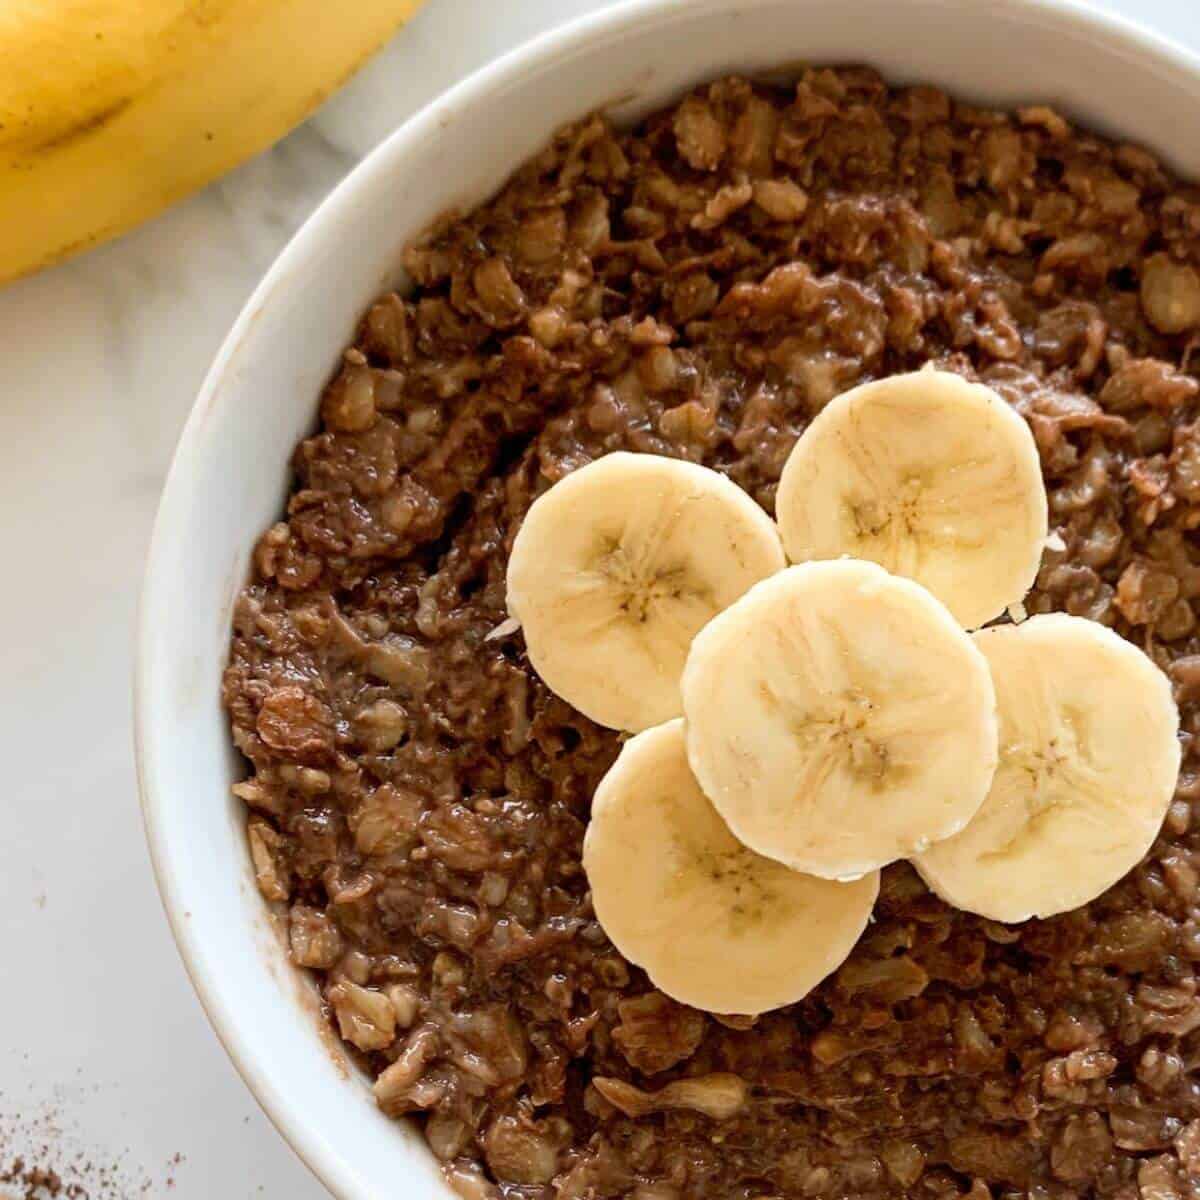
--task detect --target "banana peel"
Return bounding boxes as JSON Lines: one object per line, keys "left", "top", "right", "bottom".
{"left": 0, "top": 0, "right": 425, "bottom": 283}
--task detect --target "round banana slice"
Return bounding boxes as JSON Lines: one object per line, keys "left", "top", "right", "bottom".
{"left": 583, "top": 719, "right": 879, "bottom": 1014}
{"left": 915, "top": 614, "right": 1181, "bottom": 923}
{"left": 681, "top": 560, "right": 999, "bottom": 880}
{"left": 506, "top": 452, "right": 785, "bottom": 732}
{"left": 775, "top": 370, "right": 1048, "bottom": 629}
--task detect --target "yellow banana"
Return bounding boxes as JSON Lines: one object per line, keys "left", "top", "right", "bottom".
{"left": 0, "top": 0, "right": 424, "bottom": 283}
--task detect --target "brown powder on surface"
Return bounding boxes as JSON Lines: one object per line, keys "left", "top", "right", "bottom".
{"left": 0, "top": 1091, "right": 182, "bottom": 1199}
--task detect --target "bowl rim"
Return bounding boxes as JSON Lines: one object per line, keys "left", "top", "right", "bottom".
{"left": 135, "top": 0, "right": 1200, "bottom": 1195}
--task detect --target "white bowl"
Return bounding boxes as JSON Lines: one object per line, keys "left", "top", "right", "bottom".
{"left": 136, "top": 1, "right": 1200, "bottom": 1196}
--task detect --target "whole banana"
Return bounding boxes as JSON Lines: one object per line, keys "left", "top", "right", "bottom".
{"left": 0, "top": 0, "right": 424, "bottom": 283}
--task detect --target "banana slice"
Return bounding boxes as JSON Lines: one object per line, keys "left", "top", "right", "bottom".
{"left": 506, "top": 452, "right": 785, "bottom": 732}
{"left": 915, "top": 614, "right": 1180, "bottom": 923}
{"left": 775, "top": 370, "right": 1048, "bottom": 629}
{"left": 681, "top": 560, "right": 998, "bottom": 880}
{"left": 583, "top": 719, "right": 879, "bottom": 1014}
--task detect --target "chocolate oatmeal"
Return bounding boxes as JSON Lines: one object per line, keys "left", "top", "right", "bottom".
{"left": 223, "top": 69, "right": 1200, "bottom": 1198}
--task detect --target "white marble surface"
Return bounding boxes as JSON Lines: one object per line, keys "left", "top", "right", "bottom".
{"left": 0, "top": 0, "right": 1195, "bottom": 1195}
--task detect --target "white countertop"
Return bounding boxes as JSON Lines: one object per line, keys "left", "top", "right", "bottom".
{"left": 0, "top": 0, "right": 1195, "bottom": 1194}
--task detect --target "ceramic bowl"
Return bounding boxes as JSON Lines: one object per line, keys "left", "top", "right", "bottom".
{"left": 136, "top": 1, "right": 1200, "bottom": 1195}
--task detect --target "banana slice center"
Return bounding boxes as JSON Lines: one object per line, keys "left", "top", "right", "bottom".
{"left": 1004, "top": 741, "right": 1076, "bottom": 838}
{"left": 599, "top": 540, "right": 699, "bottom": 624}
{"left": 805, "top": 693, "right": 890, "bottom": 784}
{"left": 761, "top": 682, "right": 901, "bottom": 804}
{"left": 673, "top": 835, "right": 782, "bottom": 935}
{"left": 988, "top": 717, "right": 1122, "bottom": 860}
{"left": 849, "top": 471, "right": 989, "bottom": 562}
{"left": 850, "top": 476, "right": 924, "bottom": 540}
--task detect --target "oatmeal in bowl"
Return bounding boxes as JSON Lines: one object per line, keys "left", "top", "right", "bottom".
{"left": 221, "top": 64, "right": 1200, "bottom": 1200}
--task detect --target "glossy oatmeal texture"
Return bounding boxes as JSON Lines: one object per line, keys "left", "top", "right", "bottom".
{"left": 224, "top": 69, "right": 1200, "bottom": 1199}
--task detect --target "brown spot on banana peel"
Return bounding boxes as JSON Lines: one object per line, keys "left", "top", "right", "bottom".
{"left": 18, "top": 97, "right": 133, "bottom": 156}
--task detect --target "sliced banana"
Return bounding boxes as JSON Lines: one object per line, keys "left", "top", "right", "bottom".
{"left": 775, "top": 370, "right": 1048, "bottom": 629}
{"left": 915, "top": 614, "right": 1180, "bottom": 923}
{"left": 506, "top": 452, "right": 785, "bottom": 732}
{"left": 583, "top": 719, "right": 879, "bottom": 1014}
{"left": 681, "top": 560, "right": 998, "bottom": 880}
